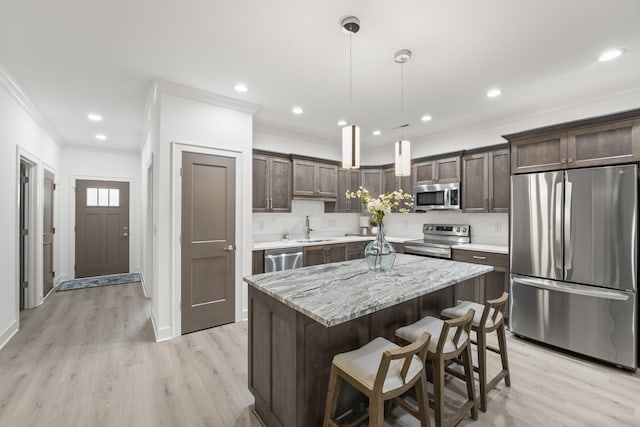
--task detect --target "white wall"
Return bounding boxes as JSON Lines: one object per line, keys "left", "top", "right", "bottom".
{"left": 253, "top": 129, "right": 340, "bottom": 161}
{"left": 58, "top": 145, "right": 142, "bottom": 283}
{"left": 0, "top": 83, "right": 61, "bottom": 349}
{"left": 142, "top": 88, "right": 254, "bottom": 340}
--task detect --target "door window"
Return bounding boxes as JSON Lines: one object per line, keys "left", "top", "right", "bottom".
{"left": 87, "top": 187, "right": 120, "bottom": 207}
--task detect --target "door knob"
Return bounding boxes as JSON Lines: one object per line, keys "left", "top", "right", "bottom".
{"left": 122, "top": 232, "right": 128, "bottom": 237}
{"left": 224, "top": 245, "right": 236, "bottom": 251}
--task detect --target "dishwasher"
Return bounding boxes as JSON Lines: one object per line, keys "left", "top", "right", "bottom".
{"left": 264, "top": 247, "right": 304, "bottom": 272}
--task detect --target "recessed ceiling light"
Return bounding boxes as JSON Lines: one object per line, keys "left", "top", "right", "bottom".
{"left": 598, "top": 48, "right": 624, "bottom": 62}
{"left": 292, "top": 106, "right": 303, "bottom": 115}
{"left": 337, "top": 120, "right": 347, "bottom": 126}
{"left": 88, "top": 113, "right": 102, "bottom": 122}
{"left": 486, "top": 88, "right": 502, "bottom": 98}
{"left": 421, "top": 115, "right": 433, "bottom": 122}
{"left": 95, "top": 134, "right": 107, "bottom": 141}
{"left": 234, "top": 83, "right": 248, "bottom": 93}
{"left": 372, "top": 130, "right": 382, "bottom": 136}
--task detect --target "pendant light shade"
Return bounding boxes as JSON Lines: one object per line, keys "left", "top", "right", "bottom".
{"left": 395, "top": 139, "right": 411, "bottom": 176}
{"left": 394, "top": 49, "right": 412, "bottom": 177}
{"left": 342, "top": 124, "right": 360, "bottom": 168}
{"left": 341, "top": 16, "right": 360, "bottom": 169}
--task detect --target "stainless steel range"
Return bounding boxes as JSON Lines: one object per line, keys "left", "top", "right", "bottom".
{"left": 403, "top": 223, "right": 470, "bottom": 259}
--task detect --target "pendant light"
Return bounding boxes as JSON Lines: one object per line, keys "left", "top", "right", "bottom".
{"left": 394, "top": 49, "right": 412, "bottom": 177}
{"left": 341, "top": 16, "right": 360, "bottom": 169}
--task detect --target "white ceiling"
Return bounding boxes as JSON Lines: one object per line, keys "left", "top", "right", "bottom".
{"left": 0, "top": 0, "right": 639, "bottom": 152}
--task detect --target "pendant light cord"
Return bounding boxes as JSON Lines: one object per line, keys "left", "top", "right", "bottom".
{"left": 400, "top": 60, "right": 405, "bottom": 141}
{"left": 349, "top": 31, "right": 353, "bottom": 125}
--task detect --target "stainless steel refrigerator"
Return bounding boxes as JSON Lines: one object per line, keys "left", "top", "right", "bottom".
{"left": 510, "top": 164, "right": 637, "bottom": 369}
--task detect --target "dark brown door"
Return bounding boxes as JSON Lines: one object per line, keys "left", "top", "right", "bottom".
{"left": 43, "top": 170, "right": 55, "bottom": 295}
{"left": 181, "top": 152, "right": 236, "bottom": 334}
{"left": 75, "top": 180, "right": 130, "bottom": 278}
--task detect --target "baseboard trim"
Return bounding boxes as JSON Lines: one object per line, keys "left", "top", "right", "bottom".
{"left": 151, "top": 312, "right": 172, "bottom": 342}
{"left": 0, "top": 319, "right": 19, "bottom": 351}
{"left": 136, "top": 269, "right": 151, "bottom": 299}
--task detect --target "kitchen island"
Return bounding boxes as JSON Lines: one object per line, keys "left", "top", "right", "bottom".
{"left": 244, "top": 254, "right": 493, "bottom": 427}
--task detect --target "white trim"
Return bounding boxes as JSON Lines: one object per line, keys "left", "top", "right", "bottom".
{"left": 42, "top": 164, "right": 57, "bottom": 298}
{"left": 139, "top": 83, "right": 160, "bottom": 150}
{"left": 136, "top": 269, "right": 151, "bottom": 299}
{"left": 151, "top": 312, "right": 171, "bottom": 342}
{"left": 171, "top": 141, "right": 244, "bottom": 338}
{"left": 0, "top": 320, "right": 19, "bottom": 351}
{"left": 67, "top": 174, "right": 137, "bottom": 279}
{"left": 0, "top": 63, "right": 64, "bottom": 144}
{"left": 155, "top": 79, "right": 259, "bottom": 114}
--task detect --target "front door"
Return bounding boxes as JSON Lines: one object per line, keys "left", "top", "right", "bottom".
{"left": 181, "top": 151, "right": 236, "bottom": 334}
{"left": 43, "top": 170, "right": 55, "bottom": 295}
{"left": 75, "top": 180, "right": 130, "bottom": 278}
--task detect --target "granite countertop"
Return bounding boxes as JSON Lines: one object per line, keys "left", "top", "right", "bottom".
{"left": 244, "top": 253, "right": 493, "bottom": 327}
{"left": 452, "top": 243, "right": 509, "bottom": 254}
{"left": 253, "top": 235, "right": 413, "bottom": 251}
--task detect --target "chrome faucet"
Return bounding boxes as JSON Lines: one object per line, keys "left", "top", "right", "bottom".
{"left": 304, "top": 215, "right": 314, "bottom": 239}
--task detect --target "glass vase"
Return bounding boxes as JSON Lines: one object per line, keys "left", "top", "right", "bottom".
{"left": 364, "top": 220, "right": 396, "bottom": 272}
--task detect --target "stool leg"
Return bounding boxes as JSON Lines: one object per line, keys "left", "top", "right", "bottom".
{"left": 415, "top": 371, "right": 431, "bottom": 427}
{"left": 497, "top": 323, "right": 511, "bottom": 387}
{"left": 323, "top": 365, "right": 341, "bottom": 427}
{"left": 369, "top": 395, "right": 385, "bottom": 427}
{"left": 463, "top": 344, "right": 478, "bottom": 420}
{"left": 432, "top": 356, "right": 445, "bottom": 427}
{"left": 476, "top": 328, "right": 488, "bottom": 412}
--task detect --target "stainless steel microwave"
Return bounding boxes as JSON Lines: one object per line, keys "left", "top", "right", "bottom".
{"left": 413, "top": 182, "right": 461, "bottom": 211}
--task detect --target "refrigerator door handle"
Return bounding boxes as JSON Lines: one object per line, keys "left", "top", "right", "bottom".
{"left": 564, "top": 178, "right": 573, "bottom": 273}
{"left": 513, "top": 276, "right": 630, "bottom": 301}
{"left": 554, "top": 181, "right": 563, "bottom": 271}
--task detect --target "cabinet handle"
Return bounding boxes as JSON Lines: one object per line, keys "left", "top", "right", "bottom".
{"left": 567, "top": 157, "right": 574, "bottom": 163}
{"left": 560, "top": 158, "right": 566, "bottom": 163}
{"left": 473, "top": 255, "right": 487, "bottom": 260}
{"left": 484, "top": 197, "right": 488, "bottom": 209}
{"left": 489, "top": 197, "right": 493, "bottom": 210}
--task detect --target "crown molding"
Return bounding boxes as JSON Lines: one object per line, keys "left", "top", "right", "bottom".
{"left": 0, "top": 63, "right": 64, "bottom": 145}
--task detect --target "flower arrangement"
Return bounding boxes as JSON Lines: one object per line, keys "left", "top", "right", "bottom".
{"left": 346, "top": 186, "right": 413, "bottom": 225}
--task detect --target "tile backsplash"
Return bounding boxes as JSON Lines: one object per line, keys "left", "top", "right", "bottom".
{"left": 253, "top": 200, "right": 508, "bottom": 246}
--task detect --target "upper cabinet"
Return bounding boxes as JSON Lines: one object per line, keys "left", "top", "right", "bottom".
{"left": 413, "top": 156, "right": 461, "bottom": 184}
{"left": 292, "top": 158, "right": 338, "bottom": 199}
{"left": 327, "top": 168, "right": 361, "bottom": 213}
{"left": 462, "top": 148, "right": 510, "bottom": 213}
{"left": 361, "top": 168, "right": 383, "bottom": 199}
{"left": 253, "top": 153, "right": 292, "bottom": 212}
{"left": 506, "top": 110, "right": 640, "bottom": 174}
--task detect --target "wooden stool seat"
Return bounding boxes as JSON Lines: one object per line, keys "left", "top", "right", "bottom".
{"left": 324, "top": 334, "right": 432, "bottom": 427}
{"left": 441, "top": 292, "right": 511, "bottom": 412}
{"left": 395, "top": 309, "right": 477, "bottom": 427}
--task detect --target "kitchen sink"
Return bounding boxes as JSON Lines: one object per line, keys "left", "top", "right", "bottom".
{"left": 293, "top": 239, "right": 336, "bottom": 243}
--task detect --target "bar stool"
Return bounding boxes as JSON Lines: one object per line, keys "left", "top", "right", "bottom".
{"left": 440, "top": 292, "right": 511, "bottom": 412}
{"left": 323, "top": 333, "right": 431, "bottom": 427}
{"left": 395, "top": 309, "right": 477, "bottom": 427}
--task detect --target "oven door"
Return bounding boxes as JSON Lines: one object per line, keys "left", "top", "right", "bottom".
{"left": 403, "top": 243, "right": 451, "bottom": 259}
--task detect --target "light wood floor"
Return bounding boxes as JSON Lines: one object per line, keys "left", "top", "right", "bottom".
{"left": 1, "top": 283, "right": 639, "bottom": 427}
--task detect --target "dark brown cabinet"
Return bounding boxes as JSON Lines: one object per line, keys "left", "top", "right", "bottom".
{"left": 346, "top": 241, "right": 368, "bottom": 260}
{"left": 252, "top": 250, "right": 265, "bottom": 274}
{"left": 452, "top": 249, "right": 509, "bottom": 309}
{"left": 327, "top": 168, "right": 361, "bottom": 213}
{"left": 506, "top": 111, "right": 640, "bottom": 174}
{"left": 303, "top": 244, "right": 347, "bottom": 266}
{"left": 361, "top": 168, "right": 382, "bottom": 198}
{"left": 413, "top": 156, "right": 460, "bottom": 184}
{"left": 462, "top": 148, "right": 509, "bottom": 213}
{"left": 292, "top": 159, "right": 338, "bottom": 199}
{"left": 253, "top": 154, "right": 292, "bottom": 212}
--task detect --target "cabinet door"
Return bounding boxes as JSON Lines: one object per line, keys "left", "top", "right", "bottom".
{"left": 394, "top": 243, "right": 404, "bottom": 254}
{"left": 252, "top": 154, "right": 269, "bottom": 212}
{"left": 317, "top": 163, "right": 338, "bottom": 198}
{"left": 462, "top": 153, "right": 488, "bottom": 213}
{"left": 252, "top": 250, "right": 265, "bottom": 274}
{"left": 333, "top": 169, "right": 350, "bottom": 212}
{"left": 567, "top": 119, "right": 640, "bottom": 168}
{"left": 489, "top": 149, "right": 510, "bottom": 213}
{"left": 383, "top": 168, "right": 398, "bottom": 194}
{"left": 434, "top": 157, "right": 460, "bottom": 183}
{"left": 293, "top": 159, "right": 317, "bottom": 197}
{"left": 511, "top": 132, "right": 568, "bottom": 174}
{"left": 269, "top": 156, "right": 292, "bottom": 212}
{"left": 399, "top": 174, "right": 413, "bottom": 195}
{"left": 348, "top": 170, "right": 362, "bottom": 213}
{"left": 413, "top": 161, "right": 434, "bottom": 183}
{"left": 326, "top": 244, "right": 347, "bottom": 263}
{"left": 346, "top": 241, "right": 367, "bottom": 260}
{"left": 303, "top": 246, "right": 326, "bottom": 267}
{"left": 361, "top": 169, "right": 382, "bottom": 199}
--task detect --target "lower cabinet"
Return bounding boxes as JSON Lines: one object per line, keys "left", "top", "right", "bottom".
{"left": 303, "top": 244, "right": 347, "bottom": 267}
{"left": 253, "top": 250, "right": 265, "bottom": 274}
{"left": 346, "top": 241, "right": 368, "bottom": 260}
{"left": 451, "top": 249, "right": 509, "bottom": 309}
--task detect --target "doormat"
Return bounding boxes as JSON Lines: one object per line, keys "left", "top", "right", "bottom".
{"left": 56, "top": 273, "right": 141, "bottom": 292}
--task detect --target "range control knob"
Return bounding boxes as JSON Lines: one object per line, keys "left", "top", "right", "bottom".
{"left": 455, "top": 227, "right": 460, "bottom": 232}
{"left": 462, "top": 227, "right": 467, "bottom": 232}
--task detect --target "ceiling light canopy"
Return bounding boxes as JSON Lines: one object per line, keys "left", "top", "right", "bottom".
{"left": 292, "top": 106, "right": 303, "bottom": 115}
{"left": 486, "top": 88, "right": 502, "bottom": 98}
{"left": 87, "top": 113, "right": 102, "bottom": 122}
{"left": 599, "top": 48, "right": 624, "bottom": 62}
{"left": 95, "top": 134, "right": 107, "bottom": 141}
{"left": 394, "top": 49, "right": 412, "bottom": 177}
{"left": 234, "top": 83, "right": 248, "bottom": 92}
{"left": 341, "top": 16, "right": 361, "bottom": 169}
